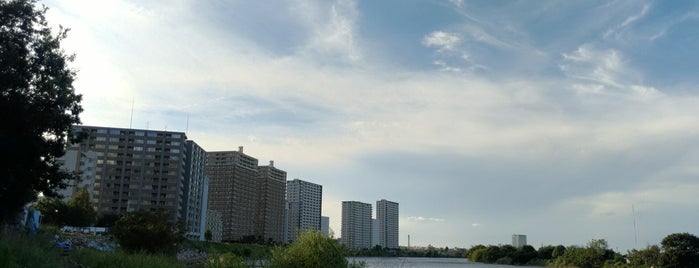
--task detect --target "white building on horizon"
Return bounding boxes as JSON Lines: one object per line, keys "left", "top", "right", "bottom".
{"left": 512, "top": 234, "right": 527, "bottom": 248}
{"left": 377, "top": 199, "right": 399, "bottom": 249}
{"left": 342, "top": 201, "right": 372, "bottom": 250}
{"left": 286, "top": 179, "right": 322, "bottom": 243}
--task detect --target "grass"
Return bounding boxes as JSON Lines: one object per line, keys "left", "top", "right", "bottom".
{"left": 71, "top": 249, "right": 183, "bottom": 268}
{"left": 0, "top": 229, "right": 183, "bottom": 268}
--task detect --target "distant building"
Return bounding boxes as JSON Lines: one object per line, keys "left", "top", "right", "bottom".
{"left": 57, "top": 146, "right": 97, "bottom": 203}
{"left": 371, "top": 218, "right": 380, "bottom": 247}
{"left": 341, "top": 201, "right": 372, "bottom": 250}
{"left": 183, "top": 141, "right": 208, "bottom": 240}
{"left": 206, "top": 209, "right": 223, "bottom": 242}
{"left": 206, "top": 147, "right": 259, "bottom": 242}
{"left": 377, "top": 199, "right": 399, "bottom": 249}
{"left": 321, "top": 216, "right": 330, "bottom": 237}
{"left": 512, "top": 234, "right": 527, "bottom": 248}
{"left": 71, "top": 125, "right": 200, "bottom": 225}
{"left": 254, "top": 161, "right": 287, "bottom": 243}
{"left": 286, "top": 179, "right": 323, "bottom": 243}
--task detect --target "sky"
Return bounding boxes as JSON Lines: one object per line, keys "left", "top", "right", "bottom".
{"left": 41, "top": 0, "right": 699, "bottom": 251}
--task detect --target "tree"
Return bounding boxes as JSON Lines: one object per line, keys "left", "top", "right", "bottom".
{"left": 66, "top": 187, "right": 95, "bottom": 226}
{"left": 32, "top": 196, "right": 68, "bottom": 226}
{"left": 0, "top": 0, "right": 83, "bottom": 224}
{"left": 627, "top": 245, "right": 660, "bottom": 268}
{"left": 267, "top": 230, "right": 349, "bottom": 268}
{"left": 205, "top": 228, "right": 213, "bottom": 242}
{"left": 659, "top": 232, "right": 699, "bottom": 268}
{"left": 109, "top": 210, "right": 184, "bottom": 255}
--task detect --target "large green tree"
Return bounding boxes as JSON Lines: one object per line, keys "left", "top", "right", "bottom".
{"left": 659, "top": 232, "right": 699, "bottom": 268}
{"left": 0, "top": 0, "right": 82, "bottom": 223}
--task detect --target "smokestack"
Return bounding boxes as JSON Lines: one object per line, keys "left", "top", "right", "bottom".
{"left": 238, "top": 146, "right": 243, "bottom": 153}
{"left": 270, "top": 160, "right": 274, "bottom": 167}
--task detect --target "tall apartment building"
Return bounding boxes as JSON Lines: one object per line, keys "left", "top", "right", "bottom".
{"left": 286, "top": 179, "right": 322, "bottom": 243}
{"left": 205, "top": 147, "right": 259, "bottom": 242}
{"left": 321, "top": 216, "right": 330, "bottom": 237}
{"left": 254, "top": 161, "right": 287, "bottom": 243}
{"left": 512, "top": 234, "right": 527, "bottom": 248}
{"left": 71, "top": 125, "right": 194, "bottom": 223}
{"left": 57, "top": 146, "right": 97, "bottom": 203}
{"left": 183, "top": 141, "right": 208, "bottom": 240}
{"left": 341, "top": 201, "right": 372, "bottom": 250}
{"left": 377, "top": 199, "right": 399, "bottom": 249}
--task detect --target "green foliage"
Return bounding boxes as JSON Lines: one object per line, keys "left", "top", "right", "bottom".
{"left": 267, "top": 230, "right": 349, "bottom": 268}
{"left": 205, "top": 229, "right": 213, "bottom": 242}
{"left": 71, "top": 249, "right": 184, "bottom": 268}
{"left": 205, "top": 252, "right": 247, "bottom": 268}
{"left": 549, "top": 239, "right": 611, "bottom": 268}
{"left": 659, "top": 232, "right": 699, "bottom": 268}
{"left": 0, "top": 0, "right": 83, "bottom": 223}
{"left": 0, "top": 232, "right": 66, "bottom": 268}
{"left": 627, "top": 245, "right": 660, "bottom": 268}
{"left": 183, "top": 239, "right": 270, "bottom": 259}
{"left": 109, "top": 209, "right": 184, "bottom": 255}
{"left": 32, "top": 195, "right": 95, "bottom": 226}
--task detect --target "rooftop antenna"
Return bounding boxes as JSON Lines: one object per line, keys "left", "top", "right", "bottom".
{"left": 186, "top": 114, "right": 190, "bottom": 134}
{"left": 632, "top": 204, "right": 638, "bottom": 249}
{"left": 129, "top": 96, "right": 135, "bottom": 129}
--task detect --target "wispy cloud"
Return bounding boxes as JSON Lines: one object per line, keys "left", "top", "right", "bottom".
{"left": 408, "top": 216, "right": 446, "bottom": 222}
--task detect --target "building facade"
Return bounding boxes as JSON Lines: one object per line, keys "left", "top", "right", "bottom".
{"left": 254, "top": 161, "right": 287, "bottom": 243}
{"left": 57, "top": 146, "right": 97, "bottom": 203}
{"left": 72, "top": 126, "right": 191, "bottom": 223}
{"left": 341, "top": 201, "right": 372, "bottom": 250}
{"left": 183, "top": 141, "right": 208, "bottom": 240}
{"left": 286, "top": 179, "right": 322, "bottom": 243}
{"left": 321, "top": 216, "right": 330, "bottom": 237}
{"left": 377, "top": 199, "right": 399, "bottom": 249}
{"left": 512, "top": 234, "right": 527, "bottom": 248}
{"left": 206, "top": 209, "right": 223, "bottom": 242}
{"left": 205, "top": 147, "right": 259, "bottom": 242}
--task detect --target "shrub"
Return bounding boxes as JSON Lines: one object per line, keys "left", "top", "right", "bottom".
{"left": 109, "top": 209, "right": 183, "bottom": 255}
{"left": 267, "top": 230, "right": 349, "bottom": 268}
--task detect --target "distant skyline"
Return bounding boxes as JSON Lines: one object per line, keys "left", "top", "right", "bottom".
{"left": 43, "top": 0, "right": 699, "bottom": 251}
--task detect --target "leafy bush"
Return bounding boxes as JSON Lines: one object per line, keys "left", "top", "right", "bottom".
{"left": 109, "top": 209, "right": 184, "bottom": 255}
{"left": 267, "top": 230, "right": 351, "bottom": 268}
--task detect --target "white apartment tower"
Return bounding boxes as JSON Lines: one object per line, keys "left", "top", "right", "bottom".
{"left": 512, "top": 234, "right": 527, "bottom": 248}
{"left": 342, "top": 201, "right": 372, "bottom": 250}
{"left": 286, "top": 179, "right": 322, "bottom": 243}
{"left": 377, "top": 199, "right": 399, "bottom": 249}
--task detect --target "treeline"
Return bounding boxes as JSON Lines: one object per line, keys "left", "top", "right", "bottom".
{"left": 465, "top": 233, "right": 699, "bottom": 267}
{"left": 348, "top": 245, "right": 469, "bottom": 258}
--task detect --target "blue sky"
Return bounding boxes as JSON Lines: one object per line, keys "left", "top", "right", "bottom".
{"left": 43, "top": 0, "right": 699, "bottom": 251}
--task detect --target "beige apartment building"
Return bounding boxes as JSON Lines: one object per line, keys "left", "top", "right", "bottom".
{"left": 254, "top": 162, "right": 287, "bottom": 243}
{"left": 205, "top": 147, "right": 259, "bottom": 242}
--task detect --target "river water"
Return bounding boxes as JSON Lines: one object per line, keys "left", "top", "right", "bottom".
{"left": 347, "top": 257, "right": 540, "bottom": 268}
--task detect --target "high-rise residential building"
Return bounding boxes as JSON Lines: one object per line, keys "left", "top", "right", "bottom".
{"left": 512, "top": 234, "right": 527, "bottom": 248}
{"left": 72, "top": 126, "right": 190, "bottom": 222}
{"left": 321, "top": 216, "right": 330, "bottom": 237}
{"left": 371, "top": 218, "right": 379, "bottom": 247}
{"left": 206, "top": 209, "right": 223, "bottom": 242}
{"left": 57, "top": 146, "right": 97, "bottom": 203}
{"left": 286, "top": 179, "right": 322, "bottom": 243}
{"left": 205, "top": 147, "right": 259, "bottom": 242}
{"left": 341, "top": 201, "right": 372, "bottom": 250}
{"left": 377, "top": 199, "right": 399, "bottom": 249}
{"left": 254, "top": 161, "right": 287, "bottom": 243}
{"left": 183, "top": 141, "right": 208, "bottom": 240}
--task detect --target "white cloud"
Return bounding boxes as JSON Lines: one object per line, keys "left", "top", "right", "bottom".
{"left": 408, "top": 216, "right": 446, "bottom": 222}
{"left": 423, "top": 31, "right": 461, "bottom": 52}
{"left": 450, "top": 0, "right": 464, "bottom": 8}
